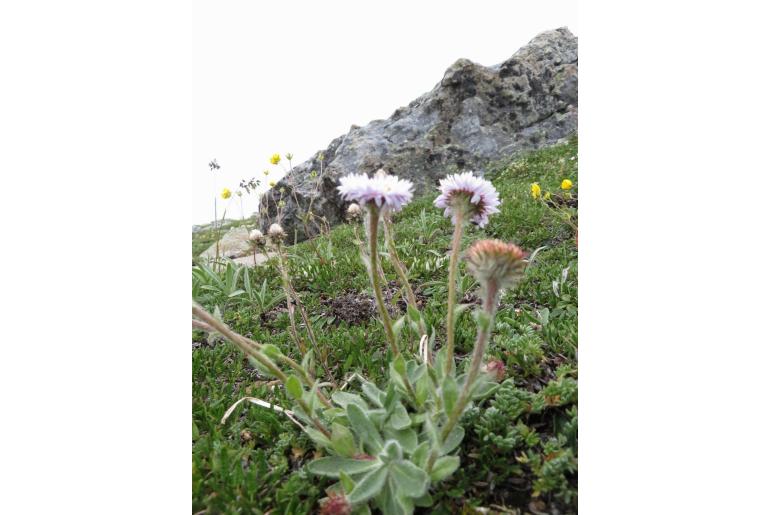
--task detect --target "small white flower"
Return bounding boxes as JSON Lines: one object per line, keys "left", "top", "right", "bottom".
{"left": 433, "top": 172, "right": 501, "bottom": 227}
{"left": 337, "top": 172, "right": 413, "bottom": 212}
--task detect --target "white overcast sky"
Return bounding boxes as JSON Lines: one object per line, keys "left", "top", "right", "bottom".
{"left": 192, "top": 0, "right": 578, "bottom": 224}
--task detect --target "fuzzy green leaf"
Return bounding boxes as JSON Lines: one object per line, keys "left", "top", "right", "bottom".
{"left": 261, "top": 344, "right": 283, "bottom": 360}
{"left": 347, "top": 403, "right": 383, "bottom": 453}
{"left": 411, "top": 441, "right": 430, "bottom": 469}
{"left": 286, "top": 375, "right": 303, "bottom": 400}
{"left": 441, "top": 375, "right": 458, "bottom": 414}
{"left": 307, "top": 456, "right": 381, "bottom": 478}
{"left": 347, "top": 465, "right": 388, "bottom": 505}
{"left": 304, "top": 427, "right": 332, "bottom": 448}
{"left": 361, "top": 381, "right": 385, "bottom": 408}
{"left": 383, "top": 427, "right": 418, "bottom": 454}
{"left": 390, "top": 460, "right": 429, "bottom": 498}
{"left": 392, "top": 355, "right": 407, "bottom": 376}
{"left": 380, "top": 439, "right": 403, "bottom": 462}
{"left": 331, "top": 422, "right": 357, "bottom": 457}
{"left": 441, "top": 425, "right": 465, "bottom": 455}
{"left": 388, "top": 403, "right": 411, "bottom": 430}
{"left": 332, "top": 391, "right": 369, "bottom": 411}
{"left": 339, "top": 470, "right": 356, "bottom": 494}
{"left": 429, "top": 455, "right": 460, "bottom": 481}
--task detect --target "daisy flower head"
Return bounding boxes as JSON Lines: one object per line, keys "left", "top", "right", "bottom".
{"left": 337, "top": 171, "right": 413, "bottom": 213}
{"left": 561, "top": 179, "right": 573, "bottom": 191}
{"left": 465, "top": 239, "right": 527, "bottom": 290}
{"left": 433, "top": 172, "right": 501, "bottom": 227}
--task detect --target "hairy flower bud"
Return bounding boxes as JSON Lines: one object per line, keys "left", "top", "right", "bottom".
{"left": 483, "top": 359, "right": 507, "bottom": 382}
{"left": 268, "top": 223, "right": 286, "bottom": 244}
{"left": 346, "top": 202, "right": 362, "bottom": 221}
{"left": 249, "top": 229, "right": 265, "bottom": 246}
{"left": 465, "top": 239, "right": 527, "bottom": 291}
{"left": 319, "top": 493, "right": 351, "bottom": 515}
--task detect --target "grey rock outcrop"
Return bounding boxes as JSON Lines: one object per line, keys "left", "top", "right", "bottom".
{"left": 258, "top": 27, "right": 577, "bottom": 242}
{"left": 200, "top": 226, "right": 252, "bottom": 259}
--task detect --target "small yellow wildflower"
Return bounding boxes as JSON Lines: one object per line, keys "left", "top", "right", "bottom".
{"left": 269, "top": 180, "right": 276, "bottom": 187}
{"left": 270, "top": 153, "right": 281, "bottom": 165}
{"left": 221, "top": 188, "right": 231, "bottom": 200}
{"left": 561, "top": 179, "right": 573, "bottom": 191}
{"left": 544, "top": 191, "right": 551, "bottom": 200}
{"left": 530, "top": 183, "right": 541, "bottom": 199}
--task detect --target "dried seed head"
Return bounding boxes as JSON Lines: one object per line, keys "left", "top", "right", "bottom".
{"left": 465, "top": 239, "right": 527, "bottom": 290}
{"left": 267, "top": 223, "right": 286, "bottom": 244}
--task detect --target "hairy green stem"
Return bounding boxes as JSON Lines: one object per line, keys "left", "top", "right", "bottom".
{"left": 441, "top": 281, "right": 499, "bottom": 442}
{"left": 276, "top": 251, "right": 307, "bottom": 355}
{"left": 427, "top": 282, "right": 500, "bottom": 474}
{"left": 444, "top": 209, "right": 466, "bottom": 376}
{"left": 192, "top": 302, "right": 333, "bottom": 416}
{"left": 277, "top": 245, "right": 335, "bottom": 386}
{"left": 367, "top": 205, "right": 399, "bottom": 356}
{"left": 383, "top": 217, "right": 427, "bottom": 340}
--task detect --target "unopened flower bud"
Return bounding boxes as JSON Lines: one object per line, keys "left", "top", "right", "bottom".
{"left": 249, "top": 229, "right": 265, "bottom": 246}
{"left": 465, "top": 239, "right": 527, "bottom": 291}
{"left": 346, "top": 202, "right": 362, "bottom": 221}
{"left": 319, "top": 493, "right": 351, "bottom": 515}
{"left": 268, "top": 223, "right": 286, "bottom": 244}
{"left": 483, "top": 359, "right": 507, "bottom": 382}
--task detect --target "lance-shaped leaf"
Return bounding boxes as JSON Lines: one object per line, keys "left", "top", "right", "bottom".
{"left": 388, "top": 403, "right": 411, "bottom": 430}
{"left": 332, "top": 391, "right": 369, "bottom": 411}
{"left": 347, "top": 465, "right": 388, "bottom": 505}
{"left": 429, "top": 455, "right": 460, "bottom": 481}
{"left": 390, "top": 459, "right": 429, "bottom": 499}
{"left": 347, "top": 403, "right": 383, "bottom": 453}
{"left": 441, "top": 375, "right": 458, "bottom": 414}
{"left": 441, "top": 425, "right": 465, "bottom": 455}
{"left": 307, "top": 456, "right": 381, "bottom": 478}
{"left": 286, "top": 375, "right": 303, "bottom": 400}
{"left": 331, "top": 422, "right": 357, "bottom": 457}
{"left": 361, "top": 381, "right": 385, "bottom": 408}
{"left": 411, "top": 441, "right": 430, "bottom": 469}
{"left": 384, "top": 427, "right": 418, "bottom": 454}
{"left": 380, "top": 439, "right": 403, "bottom": 462}
{"left": 339, "top": 470, "right": 356, "bottom": 494}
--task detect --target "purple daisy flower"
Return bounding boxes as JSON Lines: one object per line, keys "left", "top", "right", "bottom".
{"left": 433, "top": 172, "right": 501, "bottom": 227}
{"left": 337, "top": 172, "right": 414, "bottom": 212}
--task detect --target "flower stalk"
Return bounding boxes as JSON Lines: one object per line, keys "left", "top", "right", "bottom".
{"left": 192, "top": 302, "right": 333, "bottom": 423}
{"left": 444, "top": 205, "right": 465, "bottom": 376}
{"left": 382, "top": 215, "right": 427, "bottom": 340}
{"left": 367, "top": 205, "right": 399, "bottom": 357}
